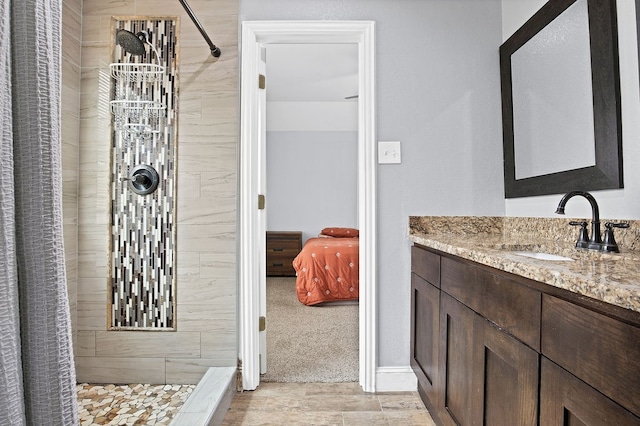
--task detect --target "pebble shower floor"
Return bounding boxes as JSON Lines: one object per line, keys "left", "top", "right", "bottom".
{"left": 76, "top": 383, "right": 195, "bottom": 425}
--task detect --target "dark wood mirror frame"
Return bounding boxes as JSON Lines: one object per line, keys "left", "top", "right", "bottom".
{"left": 637, "top": 0, "right": 640, "bottom": 88}
{"left": 500, "top": 0, "right": 623, "bottom": 198}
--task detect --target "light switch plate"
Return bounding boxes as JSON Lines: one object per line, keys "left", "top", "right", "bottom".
{"left": 378, "top": 141, "right": 401, "bottom": 164}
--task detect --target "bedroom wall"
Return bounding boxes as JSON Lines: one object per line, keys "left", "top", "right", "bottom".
{"left": 503, "top": 0, "right": 640, "bottom": 220}
{"left": 266, "top": 130, "right": 358, "bottom": 243}
{"left": 240, "top": 0, "right": 505, "bottom": 369}
{"left": 265, "top": 44, "right": 359, "bottom": 243}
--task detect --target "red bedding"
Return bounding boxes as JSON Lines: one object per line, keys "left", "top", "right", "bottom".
{"left": 293, "top": 237, "right": 359, "bottom": 306}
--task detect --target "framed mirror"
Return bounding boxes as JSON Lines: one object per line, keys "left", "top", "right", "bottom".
{"left": 500, "top": 0, "right": 623, "bottom": 198}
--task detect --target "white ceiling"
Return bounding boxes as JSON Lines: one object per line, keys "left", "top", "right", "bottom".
{"left": 265, "top": 43, "right": 359, "bottom": 102}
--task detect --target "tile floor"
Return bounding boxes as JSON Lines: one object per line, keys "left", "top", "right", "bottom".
{"left": 222, "top": 382, "right": 437, "bottom": 425}
{"left": 76, "top": 383, "right": 195, "bottom": 425}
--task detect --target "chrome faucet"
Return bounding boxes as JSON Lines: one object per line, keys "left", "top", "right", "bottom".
{"left": 555, "top": 191, "right": 603, "bottom": 250}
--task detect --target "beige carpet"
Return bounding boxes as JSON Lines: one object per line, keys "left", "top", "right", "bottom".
{"left": 261, "top": 277, "right": 359, "bottom": 383}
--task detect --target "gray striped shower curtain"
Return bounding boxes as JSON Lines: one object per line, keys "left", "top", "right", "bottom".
{"left": 0, "top": 0, "right": 78, "bottom": 424}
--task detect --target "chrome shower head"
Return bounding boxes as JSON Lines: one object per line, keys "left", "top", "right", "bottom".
{"left": 116, "top": 29, "right": 147, "bottom": 56}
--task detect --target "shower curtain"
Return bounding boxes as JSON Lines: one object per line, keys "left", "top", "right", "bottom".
{"left": 0, "top": 0, "right": 79, "bottom": 424}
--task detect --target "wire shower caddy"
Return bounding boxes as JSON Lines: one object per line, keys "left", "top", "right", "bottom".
{"left": 110, "top": 35, "right": 167, "bottom": 141}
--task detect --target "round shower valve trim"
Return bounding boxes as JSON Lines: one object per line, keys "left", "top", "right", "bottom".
{"left": 125, "top": 164, "right": 160, "bottom": 195}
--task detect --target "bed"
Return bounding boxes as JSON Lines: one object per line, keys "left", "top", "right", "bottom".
{"left": 293, "top": 227, "right": 359, "bottom": 306}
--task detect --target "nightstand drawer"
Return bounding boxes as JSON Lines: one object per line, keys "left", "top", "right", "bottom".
{"left": 266, "top": 231, "right": 302, "bottom": 276}
{"left": 266, "top": 260, "right": 295, "bottom": 276}
{"left": 266, "top": 248, "right": 299, "bottom": 260}
{"left": 266, "top": 240, "right": 300, "bottom": 253}
{"left": 266, "top": 231, "right": 302, "bottom": 248}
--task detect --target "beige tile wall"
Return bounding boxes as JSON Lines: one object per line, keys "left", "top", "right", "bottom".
{"left": 62, "top": 0, "right": 82, "bottom": 346}
{"left": 75, "top": 0, "right": 239, "bottom": 384}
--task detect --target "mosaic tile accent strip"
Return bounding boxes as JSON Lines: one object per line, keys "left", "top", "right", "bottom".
{"left": 109, "top": 18, "right": 178, "bottom": 330}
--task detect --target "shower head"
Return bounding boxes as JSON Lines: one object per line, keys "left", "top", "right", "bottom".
{"left": 116, "top": 29, "right": 147, "bottom": 56}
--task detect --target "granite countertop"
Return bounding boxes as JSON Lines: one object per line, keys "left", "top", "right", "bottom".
{"left": 408, "top": 216, "right": 640, "bottom": 314}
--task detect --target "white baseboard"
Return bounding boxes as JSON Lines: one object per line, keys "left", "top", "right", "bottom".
{"left": 375, "top": 366, "right": 417, "bottom": 392}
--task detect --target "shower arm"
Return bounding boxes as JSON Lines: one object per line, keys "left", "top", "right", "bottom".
{"left": 178, "top": 0, "right": 222, "bottom": 58}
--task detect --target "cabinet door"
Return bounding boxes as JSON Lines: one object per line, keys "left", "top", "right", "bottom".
{"left": 476, "top": 317, "right": 539, "bottom": 426}
{"left": 438, "top": 293, "right": 478, "bottom": 426}
{"left": 439, "top": 293, "right": 539, "bottom": 426}
{"left": 411, "top": 273, "right": 440, "bottom": 407}
{"left": 540, "top": 357, "right": 640, "bottom": 425}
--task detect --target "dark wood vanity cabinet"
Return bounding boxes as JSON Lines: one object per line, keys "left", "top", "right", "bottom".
{"left": 410, "top": 244, "right": 640, "bottom": 425}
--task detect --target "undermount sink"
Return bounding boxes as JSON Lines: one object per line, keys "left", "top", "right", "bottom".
{"left": 512, "top": 251, "right": 574, "bottom": 261}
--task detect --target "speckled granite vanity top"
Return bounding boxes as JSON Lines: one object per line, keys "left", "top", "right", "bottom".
{"left": 409, "top": 216, "right": 640, "bottom": 313}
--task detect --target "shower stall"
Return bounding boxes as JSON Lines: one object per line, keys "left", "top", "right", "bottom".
{"left": 74, "top": 2, "right": 239, "bottom": 388}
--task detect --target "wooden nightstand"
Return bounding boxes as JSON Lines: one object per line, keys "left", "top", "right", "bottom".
{"left": 266, "top": 231, "right": 302, "bottom": 276}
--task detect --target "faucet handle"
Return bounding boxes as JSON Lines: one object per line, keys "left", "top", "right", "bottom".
{"left": 569, "top": 221, "right": 589, "bottom": 249}
{"left": 601, "top": 222, "right": 630, "bottom": 253}
{"left": 605, "top": 222, "right": 630, "bottom": 230}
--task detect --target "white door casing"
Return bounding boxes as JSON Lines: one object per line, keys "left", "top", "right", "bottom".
{"left": 239, "top": 20, "right": 377, "bottom": 392}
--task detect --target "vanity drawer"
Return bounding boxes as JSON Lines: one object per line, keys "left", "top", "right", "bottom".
{"left": 541, "top": 294, "right": 640, "bottom": 417}
{"left": 411, "top": 245, "right": 440, "bottom": 287}
{"left": 441, "top": 256, "right": 541, "bottom": 351}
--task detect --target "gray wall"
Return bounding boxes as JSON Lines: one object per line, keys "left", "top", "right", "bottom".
{"left": 266, "top": 131, "right": 358, "bottom": 243}
{"left": 241, "top": 0, "right": 505, "bottom": 368}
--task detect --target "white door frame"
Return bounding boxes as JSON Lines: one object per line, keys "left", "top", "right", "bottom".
{"left": 239, "top": 20, "right": 377, "bottom": 392}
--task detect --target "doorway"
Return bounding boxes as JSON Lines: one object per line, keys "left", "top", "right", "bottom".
{"left": 239, "top": 21, "right": 377, "bottom": 392}
{"left": 263, "top": 42, "right": 359, "bottom": 383}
